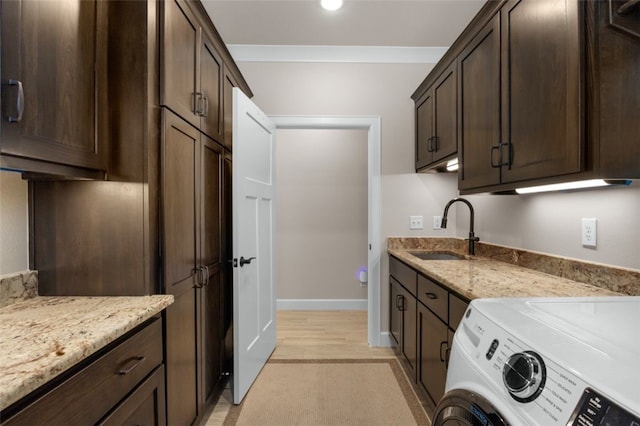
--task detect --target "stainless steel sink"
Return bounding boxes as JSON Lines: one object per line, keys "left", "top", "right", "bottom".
{"left": 408, "top": 251, "right": 465, "bottom": 260}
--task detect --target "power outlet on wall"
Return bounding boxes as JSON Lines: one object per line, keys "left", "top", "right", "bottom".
{"left": 409, "top": 216, "right": 424, "bottom": 230}
{"left": 581, "top": 218, "right": 597, "bottom": 248}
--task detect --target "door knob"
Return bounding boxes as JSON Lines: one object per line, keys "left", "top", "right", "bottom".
{"left": 239, "top": 256, "right": 256, "bottom": 267}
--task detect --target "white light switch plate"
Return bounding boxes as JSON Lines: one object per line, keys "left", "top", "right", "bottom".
{"left": 433, "top": 216, "right": 442, "bottom": 230}
{"left": 581, "top": 218, "right": 597, "bottom": 247}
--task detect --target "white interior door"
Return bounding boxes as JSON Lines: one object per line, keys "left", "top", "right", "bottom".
{"left": 232, "top": 87, "right": 277, "bottom": 404}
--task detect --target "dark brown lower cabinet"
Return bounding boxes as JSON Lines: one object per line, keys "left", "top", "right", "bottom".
{"left": 3, "top": 317, "right": 165, "bottom": 426}
{"left": 418, "top": 303, "right": 449, "bottom": 404}
{"left": 98, "top": 365, "right": 166, "bottom": 426}
{"left": 390, "top": 276, "right": 417, "bottom": 380}
{"left": 389, "top": 257, "right": 470, "bottom": 415}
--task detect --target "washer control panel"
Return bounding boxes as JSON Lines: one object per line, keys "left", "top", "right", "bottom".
{"left": 568, "top": 388, "right": 640, "bottom": 426}
{"left": 456, "top": 307, "right": 586, "bottom": 425}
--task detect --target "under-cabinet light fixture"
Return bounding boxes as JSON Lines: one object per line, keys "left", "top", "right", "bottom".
{"left": 515, "top": 179, "right": 631, "bottom": 194}
{"left": 446, "top": 158, "right": 459, "bottom": 172}
{"left": 321, "top": 0, "right": 343, "bottom": 11}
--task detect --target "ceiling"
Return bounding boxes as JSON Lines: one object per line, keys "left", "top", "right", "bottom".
{"left": 202, "top": 0, "right": 486, "bottom": 48}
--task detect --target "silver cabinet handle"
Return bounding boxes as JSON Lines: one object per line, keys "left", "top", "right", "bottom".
{"left": 618, "top": 0, "right": 640, "bottom": 14}
{"left": 7, "top": 79, "right": 24, "bottom": 122}
{"left": 118, "top": 356, "right": 146, "bottom": 375}
{"left": 194, "top": 92, "right": 204, "bottom": 115}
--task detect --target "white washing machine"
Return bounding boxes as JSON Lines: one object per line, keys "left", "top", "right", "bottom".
{"left": 433, "top": 297, "right": 640, "bottom": 426}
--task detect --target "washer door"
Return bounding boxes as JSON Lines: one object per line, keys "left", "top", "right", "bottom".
{"left": 433, "top": 389, "right": 509, "bottom": 426}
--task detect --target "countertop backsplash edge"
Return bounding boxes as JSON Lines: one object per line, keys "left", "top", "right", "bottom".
{"left": 0, "top": 270, "right": 38, "bottom": 308}
{"left": 387, "top": 237, "right": 640, "bottom": 296}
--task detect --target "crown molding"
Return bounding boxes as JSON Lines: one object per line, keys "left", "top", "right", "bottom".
{"left": 227, "top": 44, "right": 448, "bottom": 64}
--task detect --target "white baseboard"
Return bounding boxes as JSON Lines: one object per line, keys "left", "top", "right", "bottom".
{"left": 378, "top": 331, "right": 395, "bottom": 348}
{"left": 277, "top": 299, "right": 368, "bottom": 311}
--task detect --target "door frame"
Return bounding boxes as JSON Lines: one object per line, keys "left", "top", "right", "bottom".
{"left": 269, "top": 115, "right": 382, "bottom": 347}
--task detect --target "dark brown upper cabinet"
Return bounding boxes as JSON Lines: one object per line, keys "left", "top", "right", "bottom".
{"left": 587, "top": 0, "right": 640, "bottom": 180}
{"left": 414, "top": 63, "right": 458, "bottom": 172}
{"left": 222, "top": 67, "right": 240, "bottom": 151}
{"left": 0, "top": 0, "right": 108, "bottom": 179}
{"left": 163, "top": 0, "right": 222, "bottom": 141}
{"left": 415, "top": 0, "right": 640, "bottom": 193}
{"left": 457, "top": 15, "right": 501, "bottom": 190}
{"left": 459, "top": 0, "right": 583, "bottom": 192}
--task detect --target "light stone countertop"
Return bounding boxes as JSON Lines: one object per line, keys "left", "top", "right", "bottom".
{"left": 387, "top": 238, "right": 627, "bottom": 300}
{"left": 0, "top": 295, "right": 174, "bottom": 411}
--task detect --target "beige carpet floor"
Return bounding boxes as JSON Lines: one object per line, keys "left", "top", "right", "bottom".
{"left": 224, "top": 359, "right": 429, "bottom": 426}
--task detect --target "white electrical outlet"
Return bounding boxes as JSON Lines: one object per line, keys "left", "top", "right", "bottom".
{"left": 409, "top": 216, "right": 424, "bottom": 230}
{"left": 581, "top": 218, "right": 597, "bottom": 247}
{"left": 433, "top": 216, "right": 442, "bottom": 230}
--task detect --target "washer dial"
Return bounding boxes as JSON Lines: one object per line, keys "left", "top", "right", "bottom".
{"left": 502, "top": 350, "right": 546, "bottom": 402}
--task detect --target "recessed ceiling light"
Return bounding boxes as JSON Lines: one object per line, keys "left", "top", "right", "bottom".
{"left": 321, "top": 0, "right": 343, "bottom": 11}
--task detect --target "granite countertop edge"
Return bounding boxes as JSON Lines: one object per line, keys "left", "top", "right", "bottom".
{"left": 387, "top": 240, "right": 625, "bottom": 300}
{"left": 0, "top": 294, "right": 174, "bottom": 411}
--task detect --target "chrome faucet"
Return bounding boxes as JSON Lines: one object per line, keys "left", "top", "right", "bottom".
{"left": 441, "top": 197, "right": 480, "bottom": 256}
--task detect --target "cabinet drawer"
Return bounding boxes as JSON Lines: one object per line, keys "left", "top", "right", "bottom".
{"left": 417, "top": 274, "right": 448, "bottom": 322}
{"left": 390, "top": 257, "right": 417, "bottom": 296}
{"left": 5, "top": 317, "right": 163, "bottom": 426}
{"left": 449, "top": 294, "right": 469, "bottom": 331}
{"left": 98, "top": 365, "right": 166, "bottom": 426}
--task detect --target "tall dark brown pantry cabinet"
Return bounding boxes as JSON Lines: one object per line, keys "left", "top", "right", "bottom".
{"left": 162, "top": 109, "right": 225, "bottom": 424}
{"left": 24, "top": 1, "right": 252, "bottom": 425}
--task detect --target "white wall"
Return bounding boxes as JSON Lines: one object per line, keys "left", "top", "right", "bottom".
{"left": 459, "top": 185, "right": 640, "bottom": 270}
{"left": 0, "top": 171, "right": 29, "bottom": 275}
{"left": 276, "top": 129, "right": 368, "bottom": 301}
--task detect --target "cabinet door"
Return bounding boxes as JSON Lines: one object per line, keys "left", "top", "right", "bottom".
{"left": 165, "top": 289, "right": 198, "bottom": 426}
{"left": 418, "top": 303, "right": 449, "bottom": 404}
{"left": 163, "top": 112, "right": 198, "bottom": 296}
{"left": 389, "top": 278, "right": 402, "bottom": 345}
{"left": 163, "top": 0, "right": 199, "bottom": 128}
{"left": 0, "top": 0, "right": 107, "bottom": 171}
{"left": 163, "top": 111, "right": 199, "bottom": 426}
{"left": 458, "top": 14, "right": 501, "bottom": 190}
{"left": 500, "top": 0, "right": 582, "bottom": 183}
{"left": 433, "top": 64, "right": 457, "bottom": 163}
{"left": 199, "top": 31, "right": 222, "bottom": 140}
{"left": 401, "top": 285, "right": 417, "bottom": 380}
{"left": 222, "top": 156, "right": 234, "bottom": 375}
{"left": 223, "top": 68, "right": 239, "bottom": 151}
{"left": 200, "top": 135, "right": 224, "bottom": 403}
{"left": 595, "top": 0, "right": 640, "bottom": 177}
{"left": 415, "top": 92, "right": 434, "bottom": 170}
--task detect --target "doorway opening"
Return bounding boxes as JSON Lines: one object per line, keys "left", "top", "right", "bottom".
{"left": 270, "top": 116, "right": 382, "bottom": 346}
{"left": 275, "top": 128, "right": 368, "bottom": 307}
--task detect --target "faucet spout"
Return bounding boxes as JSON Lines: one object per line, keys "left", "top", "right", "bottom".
{"left": 441, "top": 197, "right": 480, "bottom": 255}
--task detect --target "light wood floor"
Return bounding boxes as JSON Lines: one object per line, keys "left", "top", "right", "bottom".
{"left": 199, "top": 310, "right": 395, "bottom": 425}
